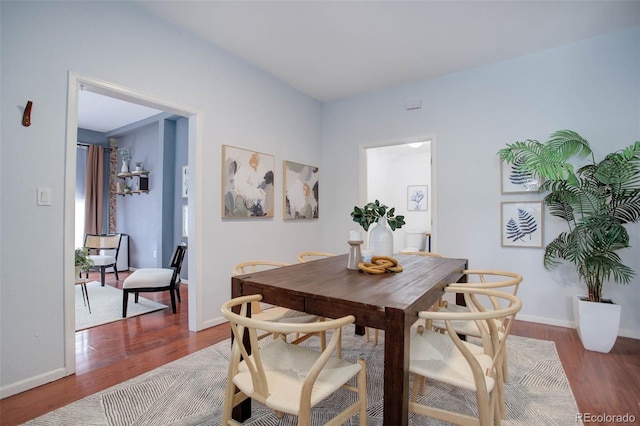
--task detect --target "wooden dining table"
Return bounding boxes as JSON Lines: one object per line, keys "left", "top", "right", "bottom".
{"left": 230, "top": 253, "right": 468, "bottom": 425}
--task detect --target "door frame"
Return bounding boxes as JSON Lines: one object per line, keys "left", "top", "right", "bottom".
{"left": 359, "top": 136, "right": 437, "bottom": 253}
{"left": 64, "top": 71, "right": 203, "bottom": 376}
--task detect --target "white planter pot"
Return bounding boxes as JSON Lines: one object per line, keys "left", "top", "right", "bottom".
{"left": 573, "top": 295, "right": 621, "bottom": 353}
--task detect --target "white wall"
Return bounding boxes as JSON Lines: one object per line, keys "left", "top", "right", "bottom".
{"left": 0, "top": 1, "right": 323, "bottom": 397}
{"left": 322, "top": 27, "right": 640, "bottom": 336}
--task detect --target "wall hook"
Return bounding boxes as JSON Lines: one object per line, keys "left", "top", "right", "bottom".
{"left": 22, "top": 100, "right": 33, "bottom": 127}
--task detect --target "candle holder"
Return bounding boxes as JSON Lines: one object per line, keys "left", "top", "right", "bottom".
{"left": 347, "top": 240, "right": 363, "bottom": 270}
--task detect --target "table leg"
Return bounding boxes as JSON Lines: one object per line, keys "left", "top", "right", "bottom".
{"left": 384, "top": 307, "right": 411, "bottom": 425}
{"left": 231, "top": 278, "right": 252, "bottom": 422}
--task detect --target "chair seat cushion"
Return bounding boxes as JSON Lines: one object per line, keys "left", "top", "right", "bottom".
{"left": 234, "top": 339, "right": 361, "bottom": 414}
{"left": 123, "top": 268, "right": 173, "bottom": 289}
{"left": 410, "top": 329, "right": 495, "bottom": 393}
{"left": 88, "top": 255, "right": 116, "bottom": 266}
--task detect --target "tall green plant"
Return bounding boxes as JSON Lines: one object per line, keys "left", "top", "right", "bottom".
{"left": 498, "top": 130, "right": 640, "bottom": 302}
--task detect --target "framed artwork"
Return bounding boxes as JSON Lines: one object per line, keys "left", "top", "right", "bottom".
{"left": 407, "top": 185, "right": 428, "bottom": 211}
{"left": 501, "top": 160, "right": 541, "bottom": 194}
{"left": 501, "top": 201, "right": 543, "bottom": 248}
{"left": 222, "top": 145, "right": 275, "bottom": 218}
{"left": 182, "top": 205, "right": 188, "bottom": 238}
{"left": 181, "top": 165, "right": 189, "bottom": 198}
{"left": 283, "top": 161, "right": 319, "bottom": 219}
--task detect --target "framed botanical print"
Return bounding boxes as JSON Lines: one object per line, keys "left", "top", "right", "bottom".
{"left": 407, "top": 185, "right": 428, "bottom": 211}
{"left": 501, "top": 201, "right": 543, "bottom": 248}
{"left": 283, "top": 160, "right": 319, "bottom": 219}
{"left": 222, "top": 145, "right": 275, "bottom": 218}
{"left": 501, "top": 160, "right": 541, "bottom": 194}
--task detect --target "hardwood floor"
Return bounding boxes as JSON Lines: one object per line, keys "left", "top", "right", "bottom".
{"left": 1, "top": 271, "right": 639, "bottom": 425}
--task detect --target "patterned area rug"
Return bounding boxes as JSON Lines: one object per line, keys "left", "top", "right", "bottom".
{"left": 75, "top": 281, "right": 168, "bottom": 331}
{"left": 25, "top": 330, "right": 581, "bottom": 425}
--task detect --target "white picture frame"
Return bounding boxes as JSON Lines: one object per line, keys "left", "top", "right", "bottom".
{"left": 407, "top": 185, "right": 428, "bottom": 211}
{"left": 501, "top": 160, "right": 541, "bottom": 194}
{"left": 501, "top": 201, "right": 543, "bottom": 248}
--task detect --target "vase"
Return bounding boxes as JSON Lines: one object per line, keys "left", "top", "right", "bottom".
{"left": 121, "top": 161, "right": 129, "bottom": 174}
{"left": 369, "top": 218, "right": 394, "bottom": 257}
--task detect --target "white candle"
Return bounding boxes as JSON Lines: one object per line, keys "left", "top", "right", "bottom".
{"left": 349, "top": 230, "right": 362, "bottom": 241}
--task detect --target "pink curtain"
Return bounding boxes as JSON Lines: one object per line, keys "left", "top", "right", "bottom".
{"left": 84, "top": 145, "right": 105, "bottom": 235}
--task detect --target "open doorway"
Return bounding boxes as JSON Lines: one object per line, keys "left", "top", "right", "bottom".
{"left": 65, "top": 72, "right": 201, "bottom": 375}
{"left": 364, "top": 140, "right": 434, "bottom": 254}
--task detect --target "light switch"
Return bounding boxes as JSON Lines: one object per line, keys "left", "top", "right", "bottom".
{"left": 37, "top": 187, "right": 51, "bottom": 206}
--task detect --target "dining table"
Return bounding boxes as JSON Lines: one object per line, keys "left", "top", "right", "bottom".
{"left": 230, "top": 252, "right": 468, "bottom": 425}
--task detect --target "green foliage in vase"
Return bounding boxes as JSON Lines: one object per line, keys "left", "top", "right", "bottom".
{"left": 74, "top": 247, "right": 94, "bottom": 273}
{"left": 498, "top": 130, "right": 640, "bottom": 302}
{"left": 351, "top": 200, "right": 406, "bottom": 231}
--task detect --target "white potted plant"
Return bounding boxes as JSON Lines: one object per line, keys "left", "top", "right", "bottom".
{"left": 74, "top": 247, "right": 94, "bottom": 278}
{"left": 351, "top": 200, "right": 406, "bottom": 256}
{"left": 498, "top": 130, "right": 640, "bottom": 352}
{"left": 119, "top": 148, "right": 131, "bottom": 173}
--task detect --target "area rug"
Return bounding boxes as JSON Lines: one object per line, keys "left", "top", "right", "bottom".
{"left": 24, "top": 330, "right": 581, "bottom": 425}
{"left": 76, "top": 281, "right": 168, "bottom": 331}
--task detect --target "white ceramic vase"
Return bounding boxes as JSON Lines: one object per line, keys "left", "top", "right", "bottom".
{"left": 121, "top": 161, "right": 129, "bottom": 174}
{"left": 369, "top": 217, "right": 394, "bottom": 257}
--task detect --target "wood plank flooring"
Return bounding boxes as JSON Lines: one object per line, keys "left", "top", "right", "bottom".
{"left": 1, "top": 270, "right": 638, "bottom": 425}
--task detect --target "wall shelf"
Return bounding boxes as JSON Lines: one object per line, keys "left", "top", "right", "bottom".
{"left": 117, "top": 170, "right": 149, "bottom": 196}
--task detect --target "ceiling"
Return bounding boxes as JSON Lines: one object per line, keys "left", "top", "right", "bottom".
{"left": 79, "top": 0, "right": 640, "bottom": 132}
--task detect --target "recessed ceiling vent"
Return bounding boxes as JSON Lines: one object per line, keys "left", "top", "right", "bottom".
{"left": 405, "top": 98, "right": 422, "bottom": 111}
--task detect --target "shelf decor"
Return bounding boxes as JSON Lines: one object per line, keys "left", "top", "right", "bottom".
{"left": 119, "top": 147, "right": 131, "bottom": 174}
{"left": 283, "top": 160, "right": 319, "bottom": 220}
{"left": 222, "top": 145, "right": 274, "bottom": 218}
{"left": 116, "top": 171, "right": 149, "bottom": 196}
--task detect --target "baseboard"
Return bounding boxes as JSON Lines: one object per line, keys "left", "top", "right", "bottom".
{"left": 0, "top": 367, "right": 68, "bottom": 399}
{"left": 517, "top": 314, "right": 639, "bottom": 340}
{"left": 201, "top": 315, "right": 227, "bottom": 330}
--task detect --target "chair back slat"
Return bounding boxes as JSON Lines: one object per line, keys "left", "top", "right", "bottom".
{"left": 169, "top": 245, "right": 187, "bottom": 287}
{"left": 296, "top": 252, "right": 337, "bottom": 263}
{"left": 84, "top": 234, "right": 121, "bottom": 251}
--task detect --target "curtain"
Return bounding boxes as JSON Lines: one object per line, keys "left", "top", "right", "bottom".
{"left": 84, "top": 145, "right": 105, "bottom": 235}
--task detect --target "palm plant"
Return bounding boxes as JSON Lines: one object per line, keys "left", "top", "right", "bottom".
{"left": 498, "top": 130, "right": 640, "bottom": 302}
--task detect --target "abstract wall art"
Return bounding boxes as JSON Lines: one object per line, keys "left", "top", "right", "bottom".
{"left": 222, "top": 145, "right": 275, "bottom": 218}
{"left": 283, "top": 160, "right": 319, "bottom": 219}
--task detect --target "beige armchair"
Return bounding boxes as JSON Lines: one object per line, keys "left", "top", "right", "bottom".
{"left": 83, "top": 233, "right": 122, "bottom": 286}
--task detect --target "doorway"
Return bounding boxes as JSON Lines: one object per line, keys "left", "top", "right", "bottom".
{"left": 364, "top": 140, "right": 434, "bottom": 254}
{"left": 65, "top": 72, "right": 201, "bottom": 376}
